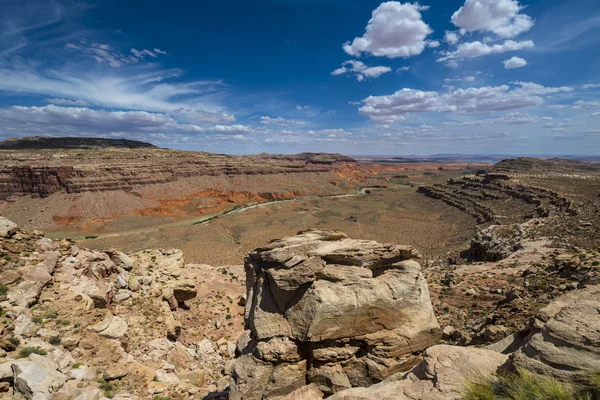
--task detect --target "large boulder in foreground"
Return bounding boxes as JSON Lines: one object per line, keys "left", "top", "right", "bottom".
{"left": 230, "top": 230, "right": 441, "bottom": 399}
{"left": 508, "top": 285, "right": 600, "bottom": 381}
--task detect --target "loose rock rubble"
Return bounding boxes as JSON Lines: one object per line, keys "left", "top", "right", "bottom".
{"left": 0, "top": 217, "right": 245, "bottom": 399}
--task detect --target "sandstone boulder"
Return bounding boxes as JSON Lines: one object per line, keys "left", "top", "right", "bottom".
{"left": 88, "top": 314, "right": 128, "bottom": 339}
{"left": 0, "top": 217, "right": 17, "bottom": 238}
{"left": 230, "top": 230, "right": 441, "bottom": 399}
{"left": 12, "top": 359, "right": 68, "bottom": 400}
{"left": 509, "top": 285, "right": 600, "bottom": 381}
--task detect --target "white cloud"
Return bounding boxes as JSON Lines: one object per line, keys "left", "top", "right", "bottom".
{"left": 427, "top": 40, "right": 441, "bottom": 48}
{"left": 0, "top": 61, "right": 232, "bottom": 120}
{"left": 0, "top": 104, "right": 208, "bottom": 136}
{"left": 547, "top": 104, "right": 568, "bottom": 109}
{"left": 295, "top": 105, "right": 310, "bottom": 110}
{"left": 593, "top": 112, "right": 600, "bottom": 117}
{"left": 396, "top": 66, "right": 410, "bottom": 74}
{"left": 444, "top": 76, "right": 476, "bottom": 83}
{"left": 44, "top": 98, "right": 90, "bottom": 106}
{"left": 503, "top": 56, "right": 527, "bottom": 69}
{"left": 444, "top": 112, "right": 549, "bottom": 126}
{"left": 358, "top": 82, "right": 573, "bottom": 121}
{"left": 512, "top": 81, "right": 573, "bottom": 95}
{"left": 170, "top": 108, "right": 235, "bottom": 124}
{"left": 331, "top": 60, "right": 391, "bottom": 81}
{"left": 573, "top": 100, "right": 600, "bottom": 110}
{"left": 65, "top": 42, "right": 167, "bottom": 68}
{"left": 451, "top": 0, "right": 534, "bottom": 39}
{"left": 212, "top": 124, "right": 254, "bottom": 134}
{"left": 437, "top": 40, "right": 534, "bottom": 63}
{"left": 583, "top": 84, "right": 600, "bottom": 89}
{"left": 265, "top": 138, "right": 300, "bottom": 144}
{"left": 260, "top": 116, "right": 309, "bottom": 126}
{"left": 444, "top": 31, "right": 460, "bottom": 45}
{"left": 343, "top": 2, "right": 433, "bottom": 59}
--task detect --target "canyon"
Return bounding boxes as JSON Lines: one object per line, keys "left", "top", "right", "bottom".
{"left": 1, "top": 137, "right": 600, "bottom": 399}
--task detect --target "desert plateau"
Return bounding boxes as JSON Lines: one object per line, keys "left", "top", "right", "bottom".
{"left": 1, "top": 137, "right": 600, "bottom": 400}
{"left": 2, "top": 0, "right": 600, "bottom": 399}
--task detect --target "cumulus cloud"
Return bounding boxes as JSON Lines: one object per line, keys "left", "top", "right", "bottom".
{"left": 437, "top": 40, "right": 534, "bottom": 64}
{"left": 0, "top": 105, "right": 206, "bottom": 136}
{"left": 212, "top": 124, "right": 255, "bottom": 134}
{"left": 358, "top": 82, "right": 573, "bottom": 121}
{"left": 260, "top": 116, "right": 309, "bottom": 125}
{"left": 444, "top": 31, "right": 460, "bottom": 45}
{"left": 331, "top": 60, "right": 392, "bottom": 81}
{"left": 343, "top": 2, "right": 433, "bottom": 59}
{"left": 451, "top": 0, "right": 534, "bottom": 39}
{"left": 45, "top": 98, "right": 90, "bottom": 106}
{"left": 503, "top": 56, "right": 527, "bottom": 69}
{"left": 573, "top": 100, "right": 600, "bottom": 109}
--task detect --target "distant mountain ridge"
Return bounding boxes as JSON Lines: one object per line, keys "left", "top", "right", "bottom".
{"left": 0, "top": 136, "right": 158, "bottom": 150}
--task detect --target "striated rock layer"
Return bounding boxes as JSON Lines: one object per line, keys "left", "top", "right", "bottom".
{"left": 230, "top": 229, "right": 441, "bottom": 399}
{"left": 0, "top": 147, "right": 356, "bottom": 200}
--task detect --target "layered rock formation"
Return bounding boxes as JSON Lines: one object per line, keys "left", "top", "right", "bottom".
{"left": 0, "top": 146, "right": 356, "bottom": 200}
{"left": 0, "top": 137, "right": 158, "bottom": 150}
{"left": 230, "top": 230, "right": 441, "bottom": 399}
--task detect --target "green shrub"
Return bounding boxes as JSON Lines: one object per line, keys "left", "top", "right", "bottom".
{"left": 152, "top": 396, "right": 173, "bottom": 400}
{"left": 97, "top": 379, "right": 118, "bottom": 397}
{"left": 0, "top": 285, "right": 8, "bottom": 296}
{"left": 48, "top": 335, "right": 61, "bottom": 345}
{"left": 18, "top": 347, "right": 48, "bottom": 358}
{"left": 8, "top": 336, "right": 20, "bottom": 347}
{"left": 464, "top": 369, "right": 600, "bottom": 400}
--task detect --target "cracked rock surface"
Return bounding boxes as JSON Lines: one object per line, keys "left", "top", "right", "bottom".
{"left": 230, "top": 229, "right": 441, "bottom": 399}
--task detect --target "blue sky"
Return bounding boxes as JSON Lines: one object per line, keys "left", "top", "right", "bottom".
{"left": 0, "top": 0, "right": 599, "bottom": 155}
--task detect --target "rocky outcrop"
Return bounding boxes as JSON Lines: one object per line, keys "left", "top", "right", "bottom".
{"left": 418, "top": 166, "right": 574, "bottom": 226}
{"left": 326, "top": 345, "right": 508, "bottom": 400}
{"left": 230, "top": 230, "right": 441, "bottom": 399}
{"left": 508, "top": 285, "right": 600, "bottom": 382}
{"left": 0, "top": 146, "right": 356, "bottom": 199}
{"left": 462, "top": 224, "right": 524, "bottom": 262}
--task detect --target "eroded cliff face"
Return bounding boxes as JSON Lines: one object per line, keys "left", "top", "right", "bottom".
{"left": 0, "top": 149, "right": 356, "bottom": 200}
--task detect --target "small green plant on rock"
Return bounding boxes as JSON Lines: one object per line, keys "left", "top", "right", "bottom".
{"left": 48, "top": 335, "right": 61, "bottom": 345}
{"left": 18, "top": 347, "right": 47, "bottom": 358}
{"left": 97, "top": 379, "right": 118, "bottom": 398}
